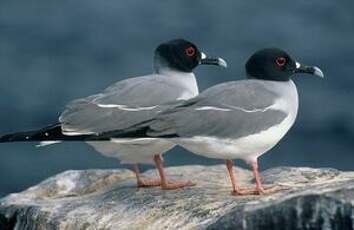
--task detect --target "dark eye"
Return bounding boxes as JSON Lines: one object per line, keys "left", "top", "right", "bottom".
{"left": 185, "top": 46, "right": 195, "bottom": 57}
{"left": 275, "top": 57, "right": 287, "bottom": 67}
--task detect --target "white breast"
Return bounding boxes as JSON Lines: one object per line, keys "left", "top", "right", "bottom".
{"left": 174, "top": 73, "right": 199, "bottom": 100}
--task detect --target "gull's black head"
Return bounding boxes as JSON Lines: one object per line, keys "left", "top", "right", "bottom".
{"left": 246, "top": 48, "right": 324, "bottom": 81}
{"left": 154, "top": 39, "right": 227, "bottom": 73}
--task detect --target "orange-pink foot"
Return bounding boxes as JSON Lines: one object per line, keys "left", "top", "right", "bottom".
{"left": 161, "top": 180, "right": 195, "bottom": 190}
{"left": 137, "top": 178, "right": 161, "bottom": 187}
{"left": 231, "top": 186, "right": 286, "bottom": 196}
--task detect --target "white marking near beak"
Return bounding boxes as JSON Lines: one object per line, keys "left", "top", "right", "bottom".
{"left": 295, "top": 62, "right": 301, "bottom": 69}
{"left": 201, "top": 52, "right": 207, "bottom": 59}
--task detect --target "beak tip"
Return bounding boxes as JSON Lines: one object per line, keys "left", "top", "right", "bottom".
{"left": 218, "top": 58, "right": 228, "bottom": 68}
{"left": 200, "top": 53, "right": 227, "bottom": 68}
{"left": 314, "top": 66, "right": 324, "bottom": 78}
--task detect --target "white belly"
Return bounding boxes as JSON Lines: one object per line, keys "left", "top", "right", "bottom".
{"left": 176, "top": 110, "right": 297, "bottom": 163}
{"left": 87, "top": 139, "right": 175, "bottom": 165}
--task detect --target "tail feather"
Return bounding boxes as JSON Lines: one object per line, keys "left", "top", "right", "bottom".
{"left": 88, "top": 119, "right": 177, "bottom": 140}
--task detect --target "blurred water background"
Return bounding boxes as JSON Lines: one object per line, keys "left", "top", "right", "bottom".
{"left": 0, "top": 0, "right": 354, "bottom": 197}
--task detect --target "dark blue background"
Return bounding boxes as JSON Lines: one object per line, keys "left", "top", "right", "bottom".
{"left": 1, "top": 0, "right": 354, "bottom": 197}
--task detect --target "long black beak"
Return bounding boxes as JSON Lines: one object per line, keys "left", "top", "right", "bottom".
{"left": 199, "top": 52, "right": 227, "bottom": 68}
{"left": 294, "top": 62, "right": 324, "bottom": 78}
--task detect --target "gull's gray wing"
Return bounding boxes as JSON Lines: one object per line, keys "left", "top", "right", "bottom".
{"left": 147, "top": 80, "right": 288, "bottom": 139}
{"left": 59, "top": 75, "right": 186, "bottom": 134}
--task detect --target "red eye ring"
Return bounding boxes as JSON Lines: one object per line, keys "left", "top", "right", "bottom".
{"left": 185, "top": 46, "right": 195, "bottom": 57}
{"left": 275, "top": 57, "right": 287, "bottom": 67}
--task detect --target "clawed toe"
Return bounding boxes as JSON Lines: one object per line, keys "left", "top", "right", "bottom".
{"left": 231, "top": 185, "right": 286, "bottom": 196}
{"left": 137, "top": 178, "right": 161, "bottom": 187}
{"left": 231, "top": 187, "right": 258, "bottom": 196}
{"left": 161, "top": 180, "right": 195, "bottom": 190}
{"left": 259, "top": 185, "right": 288, "bottom": 194}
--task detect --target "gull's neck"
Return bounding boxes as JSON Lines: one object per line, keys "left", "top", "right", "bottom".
{"left": 156, "top": 67, "right": 193, "bottom": 78}
{"left": 155, "top": 67, "right": 199, "bottom": 100}
{"left": 153, "top": 53, "right": 199, "bottom": 99}
{"left": 262, "top": 79, "right": 299, "bottom": 118}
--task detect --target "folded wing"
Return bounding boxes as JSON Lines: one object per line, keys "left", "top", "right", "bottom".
{"left": 59, "top": 75, "right": 185, "bottom": 135}
{"left": 147, "top": 80, "right": 288, "bottom": 139}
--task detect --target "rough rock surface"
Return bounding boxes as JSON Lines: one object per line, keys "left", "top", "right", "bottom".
{"left": 1, "top": 165, "right": 354, "bottom": 230}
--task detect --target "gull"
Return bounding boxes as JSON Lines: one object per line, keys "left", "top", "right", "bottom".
{"left": 0, "top": 39, "right": 227, "bottom": 190}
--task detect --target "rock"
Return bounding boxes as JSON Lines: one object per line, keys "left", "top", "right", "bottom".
{"left": 0, "top": 165, "right": 354, "bottom": 230}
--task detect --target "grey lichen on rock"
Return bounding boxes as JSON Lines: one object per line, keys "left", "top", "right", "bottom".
{"left": 1, "top": 165, "right": 354, "bottom": 230}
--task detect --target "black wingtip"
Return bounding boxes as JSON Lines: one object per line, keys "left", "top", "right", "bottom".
{"left": 0, "top": 131, "right": 36, "bottom": 143}
{"left": 0, "top": 134, "right": 13, "bottom": 142}
{"left": 0, "top": 124, "right": 62, "bottom": 143}
{"left": 0, "top": 124, "right": 104, "bottom": 143}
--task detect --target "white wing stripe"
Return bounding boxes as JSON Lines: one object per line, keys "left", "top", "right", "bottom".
{"left": 62, "top": 131, "right": 97, "bottom": 136}
{"left": 227, "top": 105, "right": 275, "bottom": 113}
{"left": 194, "top": 106, "right": 232, "bottom": 111}
{"left": 96, "top": 104, "right": 158, "bottom": 111}
{"left": 194, "top": 102, "right": 281, "bottom": 113}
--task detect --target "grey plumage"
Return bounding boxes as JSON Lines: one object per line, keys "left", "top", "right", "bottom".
{"left": 146, "top": 80, "right": 288, "bottom": 139}
{"left": 59, "top": 74, "right": 196, "bottom": 135}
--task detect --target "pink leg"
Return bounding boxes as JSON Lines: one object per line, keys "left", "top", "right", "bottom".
{"left": 250, "top": 160, "right": 282, "bottom": 195}
{"left": 226, "top": 160, "right": 241, "bottom": 195}
{"left": 226, "top": 160, "right": 261, "bottom": 195}
{"left": 252, "top": 161, "right": 265, "bottom": 193}
{"left": 154, "top": 154, "right": 195, "bottom": 190}
{"left": 132, "top": 164, "right": 161, "bottom": 187}
{"left": 226, "top": 160, "right": 283, "bottom": 196}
